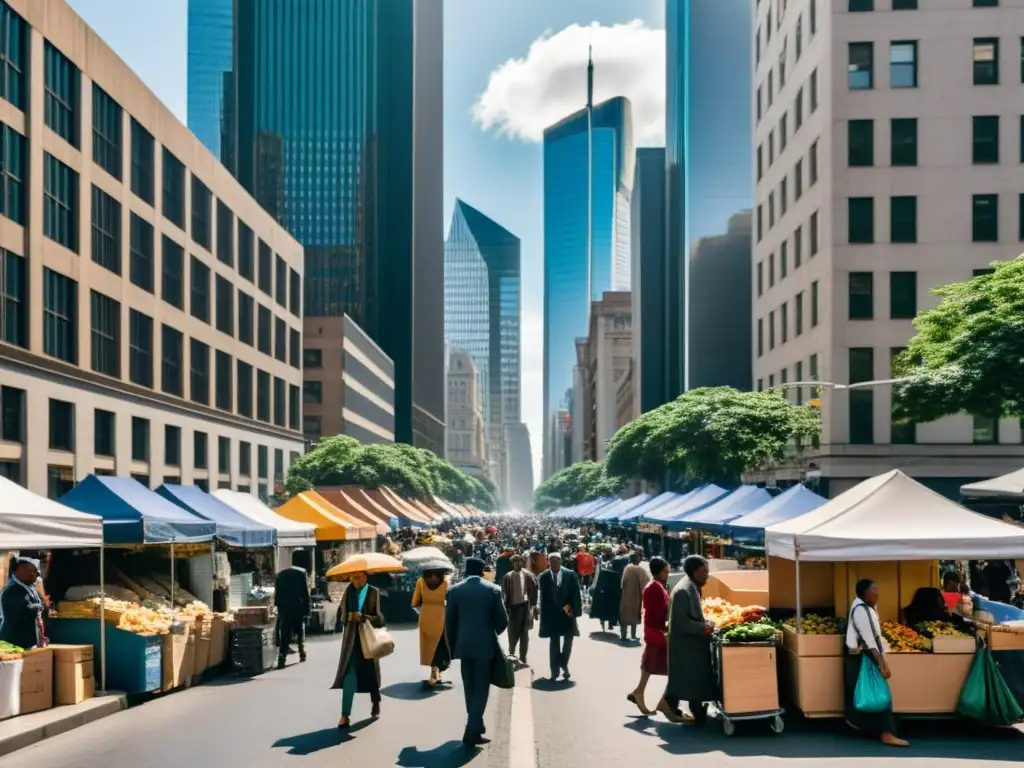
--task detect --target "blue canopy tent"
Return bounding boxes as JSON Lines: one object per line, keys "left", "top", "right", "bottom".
{"left": 564, "top": 498, "right": 614, "bottom": 520}
{"left": 665, "top": 486, "right": 774, "bottom": 533}
{"left": 156, "top": 484, "right": 277, "bottom": 549}
{"left": 726, "top": 484, "right": 827, "bottom": 543}
{"left": 644, "top": 485, "right": 729, "bottom": 522}
{"left": 594, "top": 494, "right": 654, "bottom": 522}
{"left": 616, "top": 491, "right": 684, "bottom": 522}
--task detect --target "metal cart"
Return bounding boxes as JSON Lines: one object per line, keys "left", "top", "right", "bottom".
{"left": 711, "top": 635, "right": 785, "bottom": 736}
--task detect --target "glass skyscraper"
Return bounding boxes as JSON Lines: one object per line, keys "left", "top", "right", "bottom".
{"left": 631, "top": 147, "right": 666, "bottom": 416}
{"left": 186, "top": 0, "right": 233, "bottom": 160}
{"left": 666, "top": 0, "right": 754, "bottom": 393}
{"left": 542, "top": 96, "right": 633, "bottom": 479}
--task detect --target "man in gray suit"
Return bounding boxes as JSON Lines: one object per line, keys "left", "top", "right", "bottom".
{"left": 446, "top": 557, "right": 509, "bottom": 747}
{"left": 663, "top": 555, "right": 718, "bottom": 724}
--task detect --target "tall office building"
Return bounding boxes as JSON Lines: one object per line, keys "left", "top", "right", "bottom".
{"left": 542, "top": 96, "right": 634, "bottom": 479}
{"left": 444, "top": 199, "right": 522, "bottom": 499}
{"left": 186, "top": 0, "right": 232, "bottom": 161}
{"left": 190, "top": 0, "right": 446, "bottom": 454}
{"left": 503, "top": 422, "right": 534, "bottom": 511}
{"left": 666, "top": 0, "right": 754, "bottom": 394}
{"left": 754, "top": 0, "right": 1024, "bottom": 497}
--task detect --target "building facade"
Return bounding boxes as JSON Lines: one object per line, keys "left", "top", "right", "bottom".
{"left": 302, "top": 315, "right": 395, "bottom": 446}
{"left": 753, "top": 0, "right": 1024, "bottom": 497}
{"left": 0, "top": 0, "right": 305, "bottom": 500}
{"left": 577, "top": 292, "right": 633, "bottom": 462}
{"left": 198, "top": 0, "right": 445, "bottom": 455}
{"left": 666, "top": 0, "right": 754, "bottom": 393}
{"left": 503, "top": 422, "right": 534, "bottom": 512}
{"left": 186, "top": 0, "right": 232, "bottom": 162}
{"left": 542, "top": 96, "right": 633, "bottom": 479}
{"left": 446, "top": 350, "right": 488, "bottom": 480}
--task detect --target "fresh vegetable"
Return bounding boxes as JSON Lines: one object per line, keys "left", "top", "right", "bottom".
{"left": 915, "top": 621, "right": 969, "bottom": 638}
{"left": 0, "top": 641, "right": 24, "bottom": 660}
{"left": 784, "top": 614, "right": 844, "bottom": 635}
{"left": 882, "top": 622, "right": 931, "bottom": 652}
{"left": 701, "top": 598, "right": 767, "bottom": 629}
{"left": 723, "top": 622, "right": 777, "bottom": 643}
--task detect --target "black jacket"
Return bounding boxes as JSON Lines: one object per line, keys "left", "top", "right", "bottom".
{"left": 0, "top": 580, "right": 42, "bottom": 649}
{"left": 274, "top": 567, "right": 311, "bottom": 619}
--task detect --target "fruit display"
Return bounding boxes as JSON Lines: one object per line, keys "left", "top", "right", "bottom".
{"left": 0, "top": 641, "right": 24, "bottom": 660}
{"left": 915, "top": 621, "right": 970, "bottom": 638}
{"left": 118, "top": 605, "right": 174, "bottom": 635}
{"left": 701, "top": 597, "right": 767, "bottom": 629}
{"left": 179, "top": 600, "right": 212, "bottom": 617}
{"left": 722, "top": 621, "right": 777, "bottom": 644}
{"left": 784, "top": 614, "right": 844, "bottom": 635}
{"left": 881, "top": 622, "right": 931, "bottom": 652}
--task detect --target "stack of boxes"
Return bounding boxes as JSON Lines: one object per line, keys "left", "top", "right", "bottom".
{"left": 19, "top": 648, "right": 53, "bottom": 714}
{"left": 51, "top": 645, "right": 94, "bottom": 705}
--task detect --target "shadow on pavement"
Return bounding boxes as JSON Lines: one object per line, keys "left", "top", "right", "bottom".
{"left": 532, "top": 678, "right": 577, "bottom": 692}
{"left": 396, "top": 741, "right": 481, "bottom": 767}
{"left": 272, "top": 720, "right": 372, "bottom": 755}
{"left": 588, "top": 631, "right": 633, "bottom": 646}
{"left": 381, "top": 681, "right": 451, "bottom": 701}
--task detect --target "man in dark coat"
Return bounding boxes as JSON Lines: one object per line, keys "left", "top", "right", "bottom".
{"left": 537, "top": 553, "right": 582, "bottom": 681}
{"left": 446, "top": 557, "right": 508, "bottom": 747}
{"left": 494, "top": 548, "right": 514, "bottom": 584}
{"left": 663, "top": 555, "right": 718, "bottom": 724}
{"left": 274, "top": 550, "right": 311, "bottom": 668}
{"left": 502, "top": 554, "right": 538, "bottom": 664}
{"left": 0, "top": 558, "right": 43, "bottom": 650}
{"left": 589, "top": 555, "right": 622, "bottom": 631}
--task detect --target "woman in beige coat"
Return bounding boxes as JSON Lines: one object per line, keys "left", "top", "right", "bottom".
{"left": 619, "top": 550, "right": 650, "bottom": 642}
{"left": 412, "top": 569, "right": 451, "bottom": 686}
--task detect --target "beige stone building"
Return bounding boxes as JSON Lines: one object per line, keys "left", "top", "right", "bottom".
{"left": 753, "top": 0, "right": 1024, "bottom": 496}
{"left": 0, "top": 0, "right": 304, "bottom": 500}
{"left": 446, "top": 350, "right": 489, "bottom": 480}
{"left": 577, "top": 292, "right": 633, "bottom": 462}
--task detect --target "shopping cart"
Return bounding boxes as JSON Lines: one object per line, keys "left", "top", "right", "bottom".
{"left": 711, "top": 634, "right": 785, "bottom": 736}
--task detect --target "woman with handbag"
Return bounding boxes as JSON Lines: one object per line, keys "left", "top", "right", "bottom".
{"left": 844, "top": 579, "right": 908, "bottom": 747}
{"left": 412, "top": 568, "right": 451, "bottom": 687}
{"left": 332, "top": 570, "right": 386, "bottom": 729}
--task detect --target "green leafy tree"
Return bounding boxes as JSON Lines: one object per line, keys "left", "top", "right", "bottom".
{"left": 604, "top": 387, "right": 820, "bottom": 484}
{"left": 893, "top": 258, "right": 1024, "bottom": 423}
{"left": 532, "top": 461, "right": 626, "bottom": 512}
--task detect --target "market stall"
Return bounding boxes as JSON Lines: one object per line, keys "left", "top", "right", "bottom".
{"left": 339, "top": 486, "right": 400, "bottom": 531}
{"left": 378, "top": 487, "right": 435, "bottom": 526}
{"left": 614, "top": 492, "right": 684, "bottom": 523}
{"left": 642, "top": 485, "right": 728, "bottom": 522}
{"left": 316, "top": 488, "right": 391, "bottom": 535}
{"left": 301, "top": 491, "right": 377, "bottom": 546}
{"left": 590, "top": 494, "right": 654, "bottom": 523}
{"left": 212, "top": 488, "right": 316, "bottom": 572}
{"left": 274, "top": 491, "right": 365, "bottom": 573}
{"left": 726, "top": 484, "right": 827, "bottom": 544}
{"left": 360, "top": 487, "right": 429, "bottom": 528}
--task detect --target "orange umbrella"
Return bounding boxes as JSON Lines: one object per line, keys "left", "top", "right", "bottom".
{"left": 326, "top": 553, "right": 406, "bottom": 581}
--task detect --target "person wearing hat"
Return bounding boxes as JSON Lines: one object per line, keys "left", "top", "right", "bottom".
{"left": 0, "top": 557, "right": 44, "bottom": 649}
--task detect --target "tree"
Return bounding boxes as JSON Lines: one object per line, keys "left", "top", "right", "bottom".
{"left": 604, "top": 387, "right": 820, "bottom": 484}
{"left": 893, "top": 258, "right": 1024, "bottom": 423}
{"left": 532, "top": 461, "right": 626, "bottom": 512}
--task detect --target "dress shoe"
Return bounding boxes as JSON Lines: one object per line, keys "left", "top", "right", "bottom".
{"left": 371, "top": 701, "right": 381, "bottom": 718}
{"left": 561, "top": 667, "right": 571, "bottom": 680}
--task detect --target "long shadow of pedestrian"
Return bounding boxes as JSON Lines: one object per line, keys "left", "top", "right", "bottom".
{"left": 396, "top": 741, "right": 480, "bottom": 767}
{"left": 588, "top": 631, "right": 633, "bottom": 646}
{"left": 381, "top": 681, "right": 450, "bottom": 701}
{"left": 272, "top": 720, "right": 372, "bottom": 755}
{"left": 532, "top": 678, "right": 576, "bottom": 692}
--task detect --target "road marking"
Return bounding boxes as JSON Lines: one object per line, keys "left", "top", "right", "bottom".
{"left": 509, "top": 667, "right": 536, "bottom": 768}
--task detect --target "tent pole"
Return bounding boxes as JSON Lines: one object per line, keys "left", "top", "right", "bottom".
{"left": 794, "top": 549, "right": 803, "bottom": 634}
{"left": 170, "top": 543, "right": 175, "bottom": 607}
{"left": 99, "top": 540, "right": 106, "bottom": 693}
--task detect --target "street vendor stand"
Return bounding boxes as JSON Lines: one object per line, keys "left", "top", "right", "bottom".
{"left": 665, "top": 486, "right": 773, "bottom": 563}
{"left": 213, "top": 489, "right": 316, "bottom": 573}
{"left": 765, "top": 469, "right": 1024, "bottom": 718}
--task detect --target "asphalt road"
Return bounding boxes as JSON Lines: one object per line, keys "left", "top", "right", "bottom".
{"left": 6, "top": 616, "right": 1024, "bottom": 767}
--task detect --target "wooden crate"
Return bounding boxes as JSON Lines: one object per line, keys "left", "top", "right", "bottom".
{"left": 721, "top": 644, "right": 779, "bottom": 715}
{"left": 987, "top": 627, "right": 1024, "bottom": 651}
{"left": 782, "top": 625, "right": 844, "bottom": 657}
{"left": 886, "top": 653, "right": 973, "bottom": 714}
{"left": 930, "top": 635, "right": 977, "bottom": 654}
{"left": 781, "top": 646, "right": 844, "bottom": 718}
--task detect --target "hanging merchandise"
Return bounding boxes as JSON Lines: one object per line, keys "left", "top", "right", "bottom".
{"left": 958, "top": 648, "right": 1024, "bottom": 726}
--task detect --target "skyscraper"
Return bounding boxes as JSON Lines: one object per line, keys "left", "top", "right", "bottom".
{"left": 631, "top": 147, "right": 666, "bottom": 416}
{"left": 542, "top": 96, "right": 634, "bottom": 479}
{"left": 444, "top": 199, "right": 522, "bottom": 499}
{"left": 191, "top": 0, "right": 446, "bottom": 454}
{"left": 186, "top": 0, "right": 233, "bottom": 160}
{"left": 665, "top": 0, "right": 754, "bottom": 393}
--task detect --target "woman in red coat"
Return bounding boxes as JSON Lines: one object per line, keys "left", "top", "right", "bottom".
{"left": 627, "top": 556, "right": 672, "bottom": 715}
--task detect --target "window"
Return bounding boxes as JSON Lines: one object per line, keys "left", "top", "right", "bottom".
{"left": 275, "top": 318, "right": 286, "bottom": 363}
{"left": 757, "top": 145, "right": 763, "bottom": 182}
{"left": 769, "top": 253, "right": 775, "bottom": 287}
{"left": 849, "top": 348, "right": 875, "bottom": 445}
{"left": 43, "top": 268, "right": 77, "bottom": 364}
{"left": 0, "top": 4, "right": 25, "bottom": 110}
{"left": 780, "top": 178, "right": 788, "bottom": 217}
{"left": 216, "top": 201, "right": 233, "bottom": 266}
{"left": 240, "top": 442, "right": 252, "bottom": 476}
{"left": 781, "top": 303, "right": 789, "bottom": 343}
{"left": 974, "top": 0, "right": 998, "bottom": 5}
{"left": 973, "top": 194, "right": 999, "bottom": 242}
{"left": 848, "top": 120, "right": 873, "bottom": 166}
{"left": 795, "top": 291, "right": 804, "bottom": 335}
{"left": 769, "top": 191, "right": 775, "bottom": 228}
{"left": 190, "top": 256, "right": 210, "bottom": 323}
{"left": 795, "top": 87, "right": 804, "bottom": 129}
{"left": 304, "top": 349, "right": 322, "bottom": 368}
{"left": 768, "top": 70, "right": 774, "bottom": 108}
{"left": 274, "top": 377, "right": 286, "bottom": 427}
{"left": 890, "top": 196, "right": 917, "bottom": 243}
{"left": 890, "top": 118, "right": 917, "bottom": 166}
{"left": 757, "top": 262, "right": 763, "bottom": 297}
{"left": 130, "top": 119, "right": 154, "bottom": 204}
{"left": 889, "top": 348, "right": 915, "bottom": 444}
{"left": 848, "top": 273, "right": 874, "bottom": 320}
{"left": 290, "top": 329, "right": 300, "bottom": 368}
{"left": 304, "top": 416, "right": 322, "bottom": 440}
{"left": 0, "top": 124, "right": 25, "bottom": 226}
{"left": 796, "top": 16, "right": 803, "bottom": 60}
{"left": 794, "top": 226, "right": 803, "bottom": 268}
{"left": 769, "top": 132, "right": 775, "bottom": 165}
{"left": 131, "top": 416, "right": 149, "bottom": 462}
{"left": 191, "top": 176, "right": 212, "bottom": 250}
{"left": 238, "top": 292, "right": 254, "bottom": 345}
{"left": 258, "top": 241, "right": 272, "bottom": 295}
{"left": 810, "top": 211, "right": 819, "bottom": 256}
{"left": 46, "top": 466, "right": 74, "bottom": 500}
{"left": 809, "top": 140, "right": 818, "bottom": 185}
{"left": 974, "top": 268, "right": 996, "bottom": 277}
{"left": 161, "top": 324, "right": 183, "bottom": 397}
{"left": 974, "top": 38, "right": 999, "bottom": 85}
{"left": 258, "top": 305, "right": 271, "bottom": 354}
{"left": 810, "top": 68, "right": 818, "bottom": 112}
{"left": 275, "top": 255, "right": 287, "bottom": 307}
{"left": 757, "top": 86, "right": 762, "bottom": 123}
{"left": 1019, "top": 194, "right": 1024, "bottom": 241}
{"left": 190, "top": 338, "right": 210, "bottom": 406}
{"left": 795, "top": 159, "right": 803, "bottom": 199}
{"left": 849, "top": 0, "right": 873, "bottom": 10}
{"left": 848, "top": 197, "right": 875, "bottom": 243}
{"left": 0, "top": 249, "right": 26, "bottom": 348}
{"left": 161, "top": 236, "right": 184, "bottom": 309}
{"left": 289, "top": 385, "right": 300, "bottom": 431}
{"left": 216, "top": 275, "right": 233, "bottom": 336}
{"left": 218, "top": 436, "right": 230, "bottom": 474}
{"left": 781, "top": 242, "right": 788, "bottom": 279}
{"left": 890, "top": 41, "right": 917, "bottom": 88}
{"left": 92, "top": 85, "right": 122, "bottom": 179}
{"left": 49, "top": 399, "right": 74, "bottom": 451}
{"left": 890, "top": 272, "right": 917, "bottom": 319}
{"left": 811, "top": 280, "right": 819, "bottom": 327}
{"left": 162, "top": 149, "right": 185, "bottom": 228}
{"left": 90, "top": 186, "right": 121, "bottom": 275}
{"left": 849, "top": 43, "right": 874, "bottom": 89}
{"left": 893, "top": 0, "right": 917, "bottom": 8}
{"left": 973, "top": 116, "right": 999, "bottom": 163}
{"left": 275, "top": 449, "right": 284, "bottom": 483}
{"left": 757, "top": 206, "right": 763, "bottom": 242}
{"left": 258, "top": 445, "right": 269, "bottom": 479}
{"left": 304, "top": 381, "right": 323, "bottom": 404}
{"left": 238, "top": 222, "right": 254, "bottom": 281}
{"left": 289, "top": 268, "right": 301, "bottom": 316}
{"left": 257, "top": 370, "right": 271, "bottom": 422}
{"left": 165, "top": 425, "right": 181, "bottom": 467}
{"left": 215, "top": 350, "right": 232, "bottom": 412}
{"left": 237, "top": 361, "right": 253, "bottom": 418}
{"left": 127, "top": 214, "right": 155, "bottom": 293}
{"left": 44, "top": 43, "right": 78, "bottom": 147}
{"left": 94, "top": 410, "right": 115, "bottom": 457}
{"left": 43, "top": 153, "right": 78, "bottom": 252}
{"left": 780, "top": 114, "right": 788, "bottom": 153}
{"left": 129, "top": 309, "right": 153, "bottom": 388}
{"left": 974, "top": 415, "right": 999, "bottom": 444}
{"left": 88, "top": 291, "right": 119, "bottom": 378}
{"left": 194, "top": 431, "right": 208, "bottom": 470}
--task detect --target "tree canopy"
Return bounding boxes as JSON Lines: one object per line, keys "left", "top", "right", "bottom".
{"left": 604, "top": 387, "right": 820, "bottom": 484}
{"left": 284, "top": 436, "right": 497, "bottom": 511}
{"left": 532, "top": 461, "right": 626, "bottom": 512}
{"left": 893, "top": 258, "right": 1024, "bottom": 423}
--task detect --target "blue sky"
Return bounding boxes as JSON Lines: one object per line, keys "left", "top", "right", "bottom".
{"left": 68, "top": 0, "right": 666, "bottom": 484}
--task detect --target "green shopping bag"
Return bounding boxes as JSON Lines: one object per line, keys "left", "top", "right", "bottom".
{"left": 958, "top": 649, "right": 988, "bottom": 721}
{"left": 958, "top": 648, "right": 1024, "bottom": 726}
{"left": 854, "top": 653, "right": 892, "bottom": 713}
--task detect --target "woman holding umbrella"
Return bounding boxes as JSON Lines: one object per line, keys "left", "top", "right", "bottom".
{"left": 411, "top": 560, "right": 453, "bottom": 687}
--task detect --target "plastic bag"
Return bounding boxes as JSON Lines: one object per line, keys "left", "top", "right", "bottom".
{"left": 0, "top": 659, "right": 23, "bottom": 719}
{"left": 959, "top": 647, "right": 1024, "bottom": 725}
{"left": 854, "top": 653, "right": 892, "bottom": 713}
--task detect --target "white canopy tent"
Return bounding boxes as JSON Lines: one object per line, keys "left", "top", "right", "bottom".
{"left": 213, "top": 489, "right": 317, "bottom": 571}
{"left": 960, "top": 468, "right": 1024, "bottom": 501}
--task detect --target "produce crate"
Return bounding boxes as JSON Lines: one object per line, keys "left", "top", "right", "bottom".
{"left": 47, "top": 618, "right": 162, "bottom": 695}
{"left": 234, "top": 607, "right": 272, "bottom": 628}
{"left": 886, "top": 652, "right": 974, "bottom": 713}
{"left": 20, "top": 648, "right": 53, "bottom": 715}
{"left": 209, "top": 617, "right": 228, "bottom": 669}
{"left": 192, "top": 616, "right": 213, "bottom": 682}
{"left": 780, "top": 646, "right": 844, "bottom": 718}
{"left": 930, "top": 635, "right": 978, "bottom": 654}
{"left": 230, "top": 625, "right": 275, "bottom": 677}
{"left": 986, "top": 626, "right": 1024, "bottom": 651}
{"left": 719, "top": 643, "right": 779, "bottom": 715}
{"left": 782, "top": 625, "right": 843, "bottom": 657}
{"left": 161, "top": 620, "right": 194, "bottom": 691}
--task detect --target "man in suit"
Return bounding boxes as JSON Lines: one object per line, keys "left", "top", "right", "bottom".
{"left": 494, "top": 548, "right": 514, "bottom": 584}
{"left": 446, "top": 557, "right": 509, "bottom": 747}
{"left": 502, "top": 554, "right": 538, "bottom": 664}
{"left": 274, "top": 550, "right": 311, "bottom": 669}
{"left": 537, "top": 552, "right": 582, "bottom": 681}
{"left": 663, "top": 555, "right": 718, "bottom": 724}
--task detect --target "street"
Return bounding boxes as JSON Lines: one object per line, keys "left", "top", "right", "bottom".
{"left": 5, "top": 617, "right": 1024, "bottom": 768}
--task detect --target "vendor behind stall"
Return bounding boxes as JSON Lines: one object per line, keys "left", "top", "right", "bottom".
{"left": 0, "top": 557, "right": 44, "bottom": 649}
{"left": 903, "top": 587, "right": 975, "bottom": 635}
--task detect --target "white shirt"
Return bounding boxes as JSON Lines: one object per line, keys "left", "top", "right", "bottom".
{"left": 552, "top": 568, "right": 562, "bottom": 588}
{"left": 846, "top": 597, "right": 887, "bottom": 653}
{"left": 519, "top": 570, "right": 527, "bottom": 598}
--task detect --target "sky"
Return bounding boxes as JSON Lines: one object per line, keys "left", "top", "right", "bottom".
{"left": 67, "top": 0, "right": 666, "bottom": 486}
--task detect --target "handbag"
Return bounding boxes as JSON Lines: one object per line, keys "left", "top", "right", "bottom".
{"left": 358, "top": 620, "right": 395, "bottom": 660}
{"left": 490, "top": 649, "right": 515, "bottom": 689}
{"left": 850, "top": 604, "right": 892, "bottom": 714}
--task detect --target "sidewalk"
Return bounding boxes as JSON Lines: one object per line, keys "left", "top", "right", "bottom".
{"left": 0, "top": 693, "right": 127, "bottom": 756}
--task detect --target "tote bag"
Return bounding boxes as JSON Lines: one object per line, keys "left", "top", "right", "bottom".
{"left": 854, "top": 653, "right": 892, "bottom": 713}
{"left": 358, "top": 621, "right": 395, "bottom": 660}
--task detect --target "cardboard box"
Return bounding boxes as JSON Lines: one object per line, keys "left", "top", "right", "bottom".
{"left": 47, "top": 644, "right": 94, "bottom": 664}
{"left": 161, "top": 622, "right": 194, "bottom": 690}
{"left": 987, "top": 627, "right": 1024, "bottom": 651}
{"left": 208, "top": 617, "right": 227, "bottom": 668}
{"left": 782, "top": 625, "right": 844, "bottom": 657}
{"left": 192, "top": 617, "right": 212, "bottom": 681}
{"left": 781, "top": 647, "right": 844, "bottom": 717}
{"left": 886, "top": 652, "right": 973, "bottom": 713}
{"left": 19, "top": 648, "right": 53, "bottom": 715}
{"left": 721, "top": 644, "right": 779, "bottom": 715}
{"left": 930, "top": 635, "right": 978, "bottom": 654}
{"left": 55, "top": 660, "right": 94, "bottom": 705}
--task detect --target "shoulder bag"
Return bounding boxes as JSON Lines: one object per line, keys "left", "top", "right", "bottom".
{"left": 850, "top": 604, "right": 892, "bottom": 714}
{"left": 358, "top": 620, "right": 395, "bottom": 660}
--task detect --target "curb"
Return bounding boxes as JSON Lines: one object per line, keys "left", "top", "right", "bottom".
{"left": 0, "top": 693, "right": 128, "bottom": 757}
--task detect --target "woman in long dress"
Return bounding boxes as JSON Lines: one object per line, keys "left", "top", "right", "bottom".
{"left": 628, "top": 557, "right": 671, "bottom": 715}
{"left": 332, "top": 570, "right": 385, "bottom": 729}
{"left": 412, "top": 569, "right": 451, "bottom": 686}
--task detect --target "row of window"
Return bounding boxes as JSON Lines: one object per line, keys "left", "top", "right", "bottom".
{"left": 757, "top": 139, "right": 818, "bottom": 239}
{"left": 757, "top": 280, "right": 819, "bottom": 357}
{"left": 757, "top": 212, "right": 820, "bottom": 295}
{"left": 849, "top": 1, "right": 999, "bottom": 14}
{"left": 844, "top": 194, "right": 1024, "bottom": 244}
{"left": 756, "top": 74, "right": 819, "bottom": 181}
{"left": 850, "top": 115, "right": 1024, "bottom": 169}
{"left": 847, "top": 36, "right": 1015, "bottom": 91}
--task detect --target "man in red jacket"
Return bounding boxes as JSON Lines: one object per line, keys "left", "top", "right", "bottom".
{"left": 575, "top": 545, "right": 596, "bottom": 594}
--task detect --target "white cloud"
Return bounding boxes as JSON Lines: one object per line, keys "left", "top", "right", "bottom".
{"left": 473, "top": 21, "right": 665, "bottom": 146}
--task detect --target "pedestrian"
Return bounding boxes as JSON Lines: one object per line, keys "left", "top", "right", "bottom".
{"left": 274, "top": 550, "right": 311, "bottom": 669}
{"left": 332, "top": 570, "right": 385, "bottom": 728}
{"left": 575, "top": 544, "right": 596, "bottom": 594}
{"left": 502, "top": 554, "right": 538, "bottom": 664}
{"left": 538, "top": 552, "right": 582, "bottom": 681}
{"left": 619, "top": 549, "right": 649, "bottom": 642}
{"left": 628, "top": 556, "right": 673, "bottom": 715}
{"left": 495, "top": 548, "right": 514, "bottom": 584}
{"left": 663, "top": 555, "right": 718, "bottom": 724}
{"left": 445, "top": 557, "right": 508, "bottom": 747}
{"left": 589, "top": 552, "right": 622, "bottom": 632}
{"left": 0, "top": 558, "right": 43, "bottom": 650}
{"left": 412, "top": 568, "right": 451, "bottom": 687}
